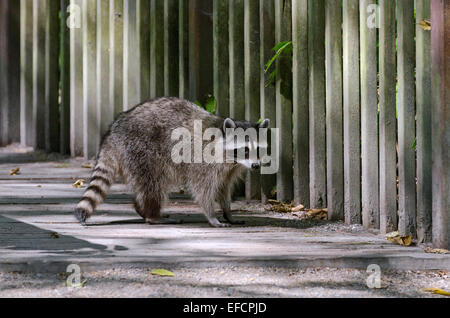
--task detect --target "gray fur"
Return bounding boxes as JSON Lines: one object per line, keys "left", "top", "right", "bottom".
{"left": 75, "top": 97, "right": 268, "bottom": 227}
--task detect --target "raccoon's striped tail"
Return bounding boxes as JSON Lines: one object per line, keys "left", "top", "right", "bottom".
{"left": 74, "top": 157, "right": 116, "bottom": 225}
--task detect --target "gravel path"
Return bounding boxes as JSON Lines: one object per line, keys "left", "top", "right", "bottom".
{"left": 1, "top": 266, "right": 449, "bottom": 298}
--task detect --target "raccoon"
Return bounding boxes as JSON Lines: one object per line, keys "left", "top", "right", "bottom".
{"left": 74, "top": 97, "right": 270, "bottom": 227}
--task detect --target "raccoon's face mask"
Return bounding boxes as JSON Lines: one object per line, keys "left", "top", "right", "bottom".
{"left": 222, "top": 118, "right": 270, "bottom": 170}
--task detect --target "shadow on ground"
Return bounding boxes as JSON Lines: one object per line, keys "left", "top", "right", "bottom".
{"left": 0, "top": 214, "right": 125, "bottom": 255}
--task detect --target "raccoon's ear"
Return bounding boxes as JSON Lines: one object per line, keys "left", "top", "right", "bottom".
{"left": 223, "top": 118, "right": 236, "bottom": 131}
{"left": 258, "top": 119, "right": 270, "bottom": 129}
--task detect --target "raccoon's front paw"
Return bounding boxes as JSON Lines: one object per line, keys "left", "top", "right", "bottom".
{"left": 74, "top": 208, "right": 89, "bottom": 225}
{"left": 208, "top": 219, "right": 231, "bottom": 228}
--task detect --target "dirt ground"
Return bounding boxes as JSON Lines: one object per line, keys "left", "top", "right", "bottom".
{"left": 0, "top": 265, "right": 449, "bottom": 298}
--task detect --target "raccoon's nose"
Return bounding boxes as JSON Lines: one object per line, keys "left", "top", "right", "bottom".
{"left": 251, "top": 163, "right": 260, "bottom": 170}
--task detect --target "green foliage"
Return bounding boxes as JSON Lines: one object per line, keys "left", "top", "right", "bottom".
{"left": 264, "top": 40, "right": 293, "bottom": 87}
{"left": 195, "top": 95, "right": 217, "bottom": 114}
{"left": 412, "top": 138, "right": 417, "bottom": 150}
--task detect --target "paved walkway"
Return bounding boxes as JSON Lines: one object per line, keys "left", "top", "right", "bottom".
{"left": 0, "top": 150, "right": 449, "bottom": 275}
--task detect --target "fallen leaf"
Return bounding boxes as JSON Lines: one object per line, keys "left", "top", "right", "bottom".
{"left": 66, "top": 278, "right": 88, "bottom": 288}
{"left": 9, "top": 168, "right": 20, "bottom": 175}
{"left": 265, "top": 199, "right": 293, "bottom": 212}
{"left": 54, "top": 163, "right": 70, "bottom": 168}
{"left": 306, "top": 208, "right": 328, "bottom": 220}
{"left": 72, "top": 179, "right": 85, "bottom": 188}
{"left": 50, "top": 232, "right": 60, "bottom": 239}
{"left": 424, "top": 288, "right": 450, "bottom": 296}
{"left": 151, "top": 269, "right": 175, "bottom": 277}
{"left": 81, "top": 163, "right": 94, "bottom": 169}
{"left": 418, "top": 19, "right": 431, "bottom": 31}
{"left": 291, "top": 204, "right": 305, "bottom": 212}
{"left": 386, "top": 231, "right": 412, "bottom": 246}
{"left": 424, "top": 247, "right": 450, "bottom": 254}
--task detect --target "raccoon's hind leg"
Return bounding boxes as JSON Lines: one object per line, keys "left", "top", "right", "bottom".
{"left": 134, "top": 189, "right": 181, "bottom": 225}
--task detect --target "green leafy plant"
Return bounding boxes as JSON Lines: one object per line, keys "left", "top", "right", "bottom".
{"left": 264, "top": 40, "right": 293, "bottom": 87}
{"left": 412, "top": 138, "right": 417, "bottom": 150}
{"left": 195, "top": 94, "right": 217, "bottom": 114}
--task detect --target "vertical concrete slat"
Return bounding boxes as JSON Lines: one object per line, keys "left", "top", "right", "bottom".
{"left": 325, "top": 0, "right": 343, "bottom": 221}
{"left": 260, "top": 0, "right": 276, "bottom": 202}
{"left": 244, "top": 0, "right": 261, "bottom": 200}
{"left": 379, "top": 0, "right": 397, "bottom": 232}
{"left": 123, "top": 0, "right": 139, "bottom": 109}
{"left": 110, "top": 0, "right": 123, "bottom": 117}
{"left": 70, "top": 0, "right": 84, "bottom": 156}
{"left": 292, "top": 0, "right": 309, "bottom": 207}
{"left": 138, "top": 0, "right": 150, "bottom": 101}
{"left": 308, "top": 0, "right": 326, "bottom": 208}
{"left": 343, "top": 0, "right": 361, "bottom": 224}
{"left": 60, "top": 0, "right": 71, "bottom": 154}
{"left": 431, "top": 0, "right": 450, "bottom": 250}
{"left": 82, "top": 0, "right": 98, "bottom": 159}
{"left": 33, "top": 0, "right": 46, "bottom": 150}
{"left": 213, "top": 0, "right": 229, "bottom": 117}
{"left": 45, "top": 0, "right": 61, "bottom": 153}
{"left": 20, "top": 0, "right": 34, "bottom": 147}
{"left": 397, "top": 0, "right": 416, "bottom": 237}
{"left": 164, "top": 0, "right": 179, "bottom": 97}
{"left": 150, "top": 0, "right": 164, "bottom": 98}
{"left": 97, "top": 0, "right": 111, "bottom": 137}
{"left": 360, "top": 0, "right": 379, "bottom": 229}
{"left": 416, "top": 0, "right": 432, "bottom": 243}
{"left": 188, "top": 0, "right": 213, "bottom": 104}
{"left": 179, "top": 0, "right": 189, "bottom": 99}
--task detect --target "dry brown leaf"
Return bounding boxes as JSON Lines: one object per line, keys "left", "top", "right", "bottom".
{"left": 72, "top": 179, "right": 85, "bottom": 188}
{"left": 309, "top": 209, "right": 324, "bottom": 214}
{"left": 424, "top": 247, "right": 450, "bottom": 254}
{"left": 9, "top": 167, "right": 20, "bottom": 175}
{"left": 386, "top": 231, "right": 412, "bottom": 246}
{"left": 265, "top": 199, "right": 293, "bottom": 213}
{"left": 81, "top": 163, "right": 94, "bottom": 169}
{"left": 50, "top": 232, "right": 60, "bottom": 239}
{"left": 306, "top": 208, "right": 328, "bottom": 220}
{"left": 418, "top": 19, "right": 431, "bottom": 31}
{"left": 424, "top": 288, "right": 450, "bottom": 296}
{"left": 291, "top": 204, "right": 305, "bottom": 212}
